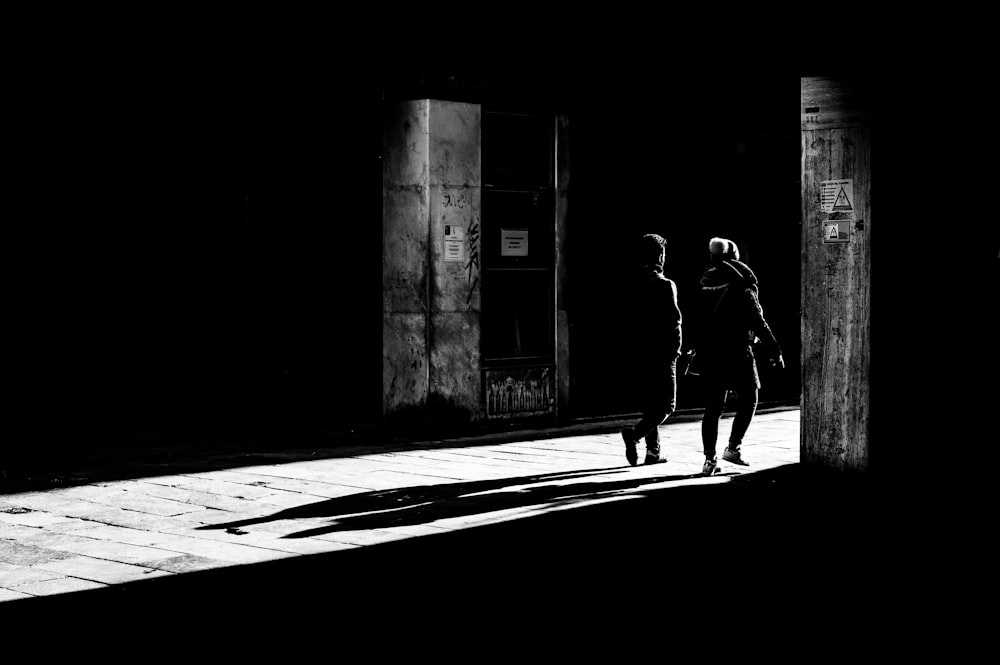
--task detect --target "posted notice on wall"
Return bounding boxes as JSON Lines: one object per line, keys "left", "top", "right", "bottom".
{"left": 820, "top": 179, "right": 854, "bottom": 213}
{"left": 822, "top": 220, "right": 850, "bottom": 244}
{"left": 501, "top": 228, "right": 528, "bottom": 256}
{"left": 444, "top": 225, "right": 465, "bottom": 262}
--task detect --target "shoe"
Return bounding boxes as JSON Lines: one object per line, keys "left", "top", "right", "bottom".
{"left": 644, "top": 452, "right": 668, "bottom": 465}
{"left": 621, "top": 429, "right": 638, "bottom": 466}
{"left": 722, "top": 447, "right": 749, "bottom": 466}
{"left": 702, "top": 457, "right": 719, "bottom": 475}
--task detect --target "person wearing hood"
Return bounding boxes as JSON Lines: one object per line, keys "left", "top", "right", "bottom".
{"left": 694, "top": 237, "right": 783, "bottom": 476}
{"left": 619, "top": 233, "right": 682, "bottom": 466}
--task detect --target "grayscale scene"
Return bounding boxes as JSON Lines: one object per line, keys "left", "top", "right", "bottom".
{"left": 3, "top": 39, "right": 886, "bottom": 652}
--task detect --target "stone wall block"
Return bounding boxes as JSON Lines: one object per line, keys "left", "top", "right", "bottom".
{"left": 429, "top": 101, "right": 481, "bottom": 187}
{"left": 429, "top": 312, "right": 481, "bottom": 421}
{"left": 383, "top": 100, "right": 429, "bottom": 187}
{"left": 383, "top": 312, "right": 428, "bottom": 414}
{"left": 383, "top": 184, "right": 429, "bottom": 314}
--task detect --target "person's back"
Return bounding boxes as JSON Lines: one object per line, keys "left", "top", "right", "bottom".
{"left": 699, "top": 258, "right": 760, "bottom": 362}
{"left": 635, "top": 264, "right": 682, "bottom": 361}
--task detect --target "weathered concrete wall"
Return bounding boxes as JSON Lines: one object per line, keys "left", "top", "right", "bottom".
{"left": 383, "top": 100, "right": 429, "bottom": 418}
{"left": 428, "top": 101, "right": 482, "bottom": 423}
{"left": 555, "top": 113, "right": 571, "bottom": 420}
{"left": 384, "top": 99, "right": 482, "bottom": 424}
{"left": 800, "top": 78, "right": 871, "bottom": 472}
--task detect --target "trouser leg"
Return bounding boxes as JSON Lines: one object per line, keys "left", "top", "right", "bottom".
{"left": 631, "top": 360, "right": 677, "bottom": 454}
{"left": 728, "top": 387, "right": 759, "bottom": 450}
{"left": 701, "top": 382, "right": 728, "bottom": 459}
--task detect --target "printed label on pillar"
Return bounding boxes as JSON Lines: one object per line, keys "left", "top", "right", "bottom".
{"left": 820, "top": 179, "right": 853, "bottom": 213}
{"left": 822, "top": 221, "right": 850, "bottom": 243}
{"left": 444, "top": 225, "right": 465, "bottom": 262}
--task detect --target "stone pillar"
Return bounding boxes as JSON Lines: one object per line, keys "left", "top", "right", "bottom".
{"left": 555, "top": 113, "right": 571, "bottom": 421}
{"left": 800, "top": 78, "right": 871, "bottom": 472}
{"left": 383, "top": 100, "right": 430, "bottom": 421}
{"left": 383, "top": 99, "right": 482, "bottom": 425}
{"left": 427, "top": 100, "right": 482, "bottom": 423}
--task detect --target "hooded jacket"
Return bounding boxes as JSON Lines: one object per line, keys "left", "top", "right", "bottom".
{"left": 695, "top": 259, "right": 780, "bottom": 385}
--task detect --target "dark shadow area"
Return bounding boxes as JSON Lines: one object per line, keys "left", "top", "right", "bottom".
{"left": 196, "top": 466, "right": 738, "bottom": 537}
{"left": 1, "top": 464, "right": 905, "bottom": 647}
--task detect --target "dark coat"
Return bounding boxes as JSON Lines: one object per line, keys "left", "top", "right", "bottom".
{"left": 693, "top": 259, "right": 780, "bottom": 390}
{"left": 635, "top": 266, "right": 683, "bottom": 362}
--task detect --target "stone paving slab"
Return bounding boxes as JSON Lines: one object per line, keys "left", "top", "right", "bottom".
{"left": 163, "top": 477, "right": 281, "bottom": 501}
{"left": 63, "top": 508, "right": 182, "bottom": 532}
{"left": 0, "top": 540, "right": 77, "bottom": 567}
{"left": 33, "top": 556, "right": 171, "bottom": 585}
{"left": 135, "top": 532, "right": 295, "bottom": 564}
{"left": 10, "top": 576, "right": 106, "bottom": 596}
{"left": 2, "top": 495, "right": 109, "bottom": 519}
{"left": 68, "top": 524, "right": 170, "bottom": 547}
{"left": 0, "top": 566, "right": 64, "bottom": 589}
{"left": 170, "top": 507, "right": 260, "bottom": 526}
{"left": 129, "top": 480, "right": 279, "bottom": 512}
{"left": 176, "top": 469, "right": 357, "bottom": 498}
{"left": 253, "top": 490, "right": 338, "bottom": 510}
{"left": 94, "top": 492, "right": 209, "bottom": 517}
{"left": 0, "top": 587, "right": 34, "bottom": 601}
{"left": 0, "top": 510, "right": 76, "bottom": 528}
{"left": 0, "top": 523, "right": 47, "bottom": 541}
{"left": 224, "top": 465, "right": 373, "bottom": 489}
{"left": 140, "top": 553, "right": 232, "bottom": 574}
{"left": 21, "top": 531, "right": 182, "bottom": 565}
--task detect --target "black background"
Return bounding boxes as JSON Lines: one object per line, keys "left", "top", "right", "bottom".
{"left": 6, "top": 25, "right": 992, "bottom": 482}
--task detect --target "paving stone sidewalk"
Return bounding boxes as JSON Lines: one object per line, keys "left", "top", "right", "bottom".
{"left": 1, "top": 409, "right": 800, "bottom": 603}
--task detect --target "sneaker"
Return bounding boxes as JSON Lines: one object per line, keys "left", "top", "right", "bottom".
{"left": 644, "top": 452, "right": 668, "bottom": 465}
{"left": 702, "top": 457, "right": 719, "bottom": 475}
{"left": 722, "top": 447, "right": 749, "bottom": 466}
{"left": 621, "top": 429, "right": 638, "bottom": 466}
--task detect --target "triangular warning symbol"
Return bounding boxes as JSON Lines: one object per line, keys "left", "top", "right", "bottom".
{"left": 832, "top": 186, "right": 852, "bottom": 210}
{"left": 826, "top": 224, "right": 839, "bottom": 240}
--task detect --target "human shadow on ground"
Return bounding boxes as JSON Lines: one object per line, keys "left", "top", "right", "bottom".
{"left": 5, "top": 462, "right": 892, "bottom": 650}
{"left": 196, "top": 465, "right": 740, "bottom": 538}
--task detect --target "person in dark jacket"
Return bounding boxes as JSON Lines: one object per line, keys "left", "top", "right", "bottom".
{"left": 694, "top": 237, "right": 783, "bottom": 475}
{"left": 620, "top": 233, "right": 683, "bottom": 466}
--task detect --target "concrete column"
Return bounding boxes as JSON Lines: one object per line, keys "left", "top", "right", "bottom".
{"left": 800, "top": 78, "right": 871, "bottom": 472}
{"left": 555, "top": 113, "right": 571, "bottom": 421}
{"left": 383, "top": 100, "right": 430, "bottom": 421}
{"left": 383, "top": 99, "right": 481, "bottom": 425}
{"left": 427, "top": 100, "right": 482, "bottom": 423}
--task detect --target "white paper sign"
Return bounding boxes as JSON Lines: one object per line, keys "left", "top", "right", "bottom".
{"left": 444, "top": 225, "right": 465, "bottom": 262}
{"left": 820, "top": 179, "right": 854, "bottom": 213}
{"left": 501, "top": 228, "right": 528, "bottom": 256}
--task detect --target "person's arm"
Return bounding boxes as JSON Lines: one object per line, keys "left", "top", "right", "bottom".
{"left": 747, "top": 287, "right": 783, "bottom": 367}
{"left": 660, "top": 279, "right": 683, "bottom": 358}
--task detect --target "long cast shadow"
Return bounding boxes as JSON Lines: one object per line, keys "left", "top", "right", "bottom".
{"left": 197, "top": 465, "right": 739, "bottom": 538}
{"left": 3, "top": 463, "right": 890, "bottom": 649}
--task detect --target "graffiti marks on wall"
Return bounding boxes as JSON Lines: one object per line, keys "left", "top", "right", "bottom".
{"left": 466, "top": 215, "right": 480, "bottom": 305}
{"left": 485, "top": 366, "right": 555, "bottom": 419}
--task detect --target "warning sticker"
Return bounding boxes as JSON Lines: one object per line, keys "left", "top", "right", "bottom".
{"left": 823, "top": 221, "right": 850, "bottom": 244}
{"left": 820, "top": 179, "right": 854, "bottom": 213}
